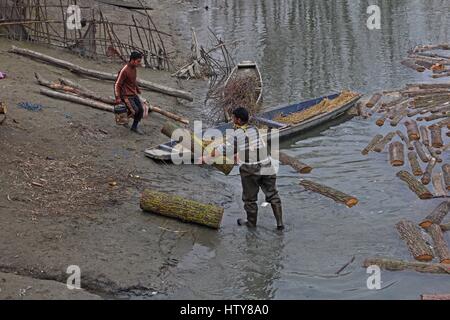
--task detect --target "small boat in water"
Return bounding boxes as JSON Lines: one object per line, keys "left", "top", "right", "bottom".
{"left": 144, "top": 92, "right": 361, "bottom": 161}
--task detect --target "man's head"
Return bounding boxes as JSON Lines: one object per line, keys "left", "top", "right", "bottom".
{"left": 129, "top": 51, "right": 143, "bottom": 67}
{"left": 232, "top": 107, "right": 249, "bottom": 126}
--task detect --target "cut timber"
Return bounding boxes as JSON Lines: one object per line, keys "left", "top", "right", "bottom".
{"left": 432, "top": 174, "right": 447, "bottom": 197}
{"left": 442, "top": 164, "right": 450, "bottom": 190}
{"left": 396, "top": 220, "right": 434, "bottom": 262}
{"left": 419, "top": 126, "right": 430, "bottom": 146}
{"left": 408, "top": 152, "right": 424, "bottom": 176}
{"left": 299, "top": 179, "right": 358, "bottom": 208}
{"left": 390, "top": 108, "right": 407, "bottom": 126}
{"left": 421, "top": 294, "right": 450, "bottom": 300}
{"left": 366, "top": 93, "right": 383, "bottom": 108}
{"left": 161, "top": 121, "right": 234, "bottom": 175}
{"left": 140, "top": 189, "right": 223, "bottom": 229}
{"left": 426, "top": 145, "right": 442, "bottom": 163}
{"left": 149, "top": 105, "right": 189, "bottom": 125}
{"left": 9, "top": 46, "right": 193, "bottom": 101}
{"left": 419, "top": 201, "right": 450, "bottom": 228}
{"left": 401, "top": 59, "right": 426, "bottom": 72}
{"left": 405, "top": 120, "right": 420, "bottom": 141}
{"left": 361, "top": 134, "right": 383, "bottom": 155}
{"left": 362, "top": 257, "right": 450, "bottom": 274}
{"left": 278, "top": 152, "right": 312, "bottom": 174}
{"left": 396, "top": 170, "right": 433, "bottom": 199}
{"left": 375, "top": 113, "right": 388, "bottom": 127}
{"left": 429, "top": 125, "right": 444, "bottom": 148}
{"left": 421, "top": 158, "right": 436, "bottom": 185}
{"left": 426, "top": 224, "right": 450, "bottom": 264}
{"left": 389, "top": 142, "right": 404, "bottom": 166}
{"left": 413, "top": 140, "right": 431, "bottom": 163}
{"left": 396, "top": 130, "right": 413, "bottom": 150}
{"left": 442, "top": 223, "right": 450, "bottom": 232}
{"left": 40, "top": 88, "right": 114, "bottom": 112}
{"left": 373, "top": 132, "right": 396, "bottom": 152}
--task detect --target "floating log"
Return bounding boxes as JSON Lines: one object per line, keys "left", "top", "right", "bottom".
{"left": 389, "top": 142, "right": 404, "bottom": 167}
{"left": 279, "top": 152, "right": 312, "bottom": 174}
{"left": 299, "top": 179, "right": 358, "bottom": 208}
{"left": 405, "top": 120, "right": 420, "bottom": 141}
{"left": 414, "top": 59, "right": 434, "bottom": 69}
{"left": 442, "top": 223, "right": 450, "bottom": 232}
{"left": 401, "top": 59, "right": 426, "bottom": 72}
{"left": 432, "top": 173, "right": 447, "bottom": 197}
{"left": 426, "top": 145, "right": 442, "bottom": 163}
{"left": 375, "top": 113, "right": 388, "bottom": 126}
{"left": 361, "top": 134, "right": 383, "bottom": 155}
{"left": 408, "top": 152, "right": 424, "bottom": 176}
{"left": 396, "top": 170, "right": 433, "bottom": 199}
{"left": 413, "top": 83, "right": 450, "bottom": 90}
{"left": 366, "top": 93, "right": 383, "bottom": 108}
{"left": 403, "top": 89, "right": 450, "bottom": 97}
{"left": 9, "top": 46, "right": 194, "bottom": 101}
{"left": 435, "top": 118, "right": 450, "bottom": 129}
{"left": 396, "top": 219, "right": 434, "bottom": 262}
{"left": 429, "top": 125, "right": 444, "bottom": 148}
{"left": 419, "top": 126, "right": 430, "bottom": 146}
{"left": 421, "top": 294, "right": 450, "bottom": 300}
{"left": 424, "top": 113, "right": 450, "bottom": 122}
{"left": 140, "top": 189, "right": 224, "bottom": 229}
{"left": 419, "top": 201, "right": 450, "bottom": 228}
{"left": 373, "top": 132, "right": 396, "bottom": 152}
{"left": 421, "top": 158, "right": 437, "bottom": 185}
{"left": 363, "top": 257, "right": 450, "bottom": 274}
{"left": 442, "top": 164, "right": 450, "bottom": 190}
{"left": 432, "top": 72, "right": 450, "bottom": 79}
{"left": 390, "top": 108, "right": 407, "bottom": 126}
{"left": 396, "top": 130, "right": 413, "bottom": 150}
{"left": 426, "top": 224, "right": 450, "bottom": 264}
{"left": 413, "top": 140, "right": 431, "bottom": 163}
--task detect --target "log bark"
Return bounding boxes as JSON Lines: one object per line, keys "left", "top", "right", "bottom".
{"left": 426, "top": 224, "right": 450, "bottom": 264}
{"left": 278, "top": 152, "right": 312, "bottom": 174}
{"left": 421, "top": 158, "right": 437, "bottom": 185}
{"left": 361, "top": 134, "right": 383, "bottom": 155}
{"left": 373, "top": 132, "right": 396, "bottom": 152}
{"left": 363, "top": 257, "right": 450, "bottom": 274}
{"left": 396, "top": 170, "right": 433, "bottom": 199}
{"left": 389, "top": 142, "right": 404, "bottom": 166}
{"left": 432, "top": 173, "right": 447, "bottom": 197}
{"left": 413, "top": 140, "right": 431, "bottom": 163}
{"left": 421, "top": 294, "right": 450, "bottom": 300}
{"left": 161, "top": 121, "right": 234, "bottom": 175}
{"left": 396, "top": 130, "right": 413, "bottom": 150}
{"left": 401, "top": 59, "right": 426, "bottom": 72}
{"left": 9, "top": 46, "right": 194, "bottom": 101}
{"left": 429, "top": 125, "right": 444, "bottom": 148}
{"left": 405, "top": 120, "right": 420, "bottom": 141}
{"left": 299, "top": 179, "right": 358, "bottom": 208}
{"left": 396, "top": 219, "right": 434, "bottom": 262}
{"left": 140, "top": 189, "right": 224, "bottom": 229}
{"left": 366, "top": 93, "right": 383, "bottom": 108}
{"left": 419, "top": 201, "right": 450, "bottom": 228}
{"left": 419, "top": 126, "right": 430, "bottom": 146}
{"left": 442, "top": 164, "right": 450, "bottom": 190}
{"left": 408, "top": 152, "right": 424, "bottom": 176}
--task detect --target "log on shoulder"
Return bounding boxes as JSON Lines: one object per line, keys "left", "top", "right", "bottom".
{"left": 299, "top": 179, "right": 358, "bottom": 208}
{"left": 140, "top": 189, "right": 224, "bottom": 229}
{"left": 363, "top": 257, "right": 450, "bottom": 274}
{"left": 389, "top": 141, "right": 404, "bottom": 166}
{"left": 396, "top": 170, "right": 433, "bottom": 199}
{"left": 279, "top": 152, "right": 312, "bottom": 174}
{"left": 396, "top": 219, "right": 434, "bottom": 262}
{"left": 426, "top": 224, "right": 450, "bottom": 264}
{"left": 419, "top": 201, "right": 450, "bottom": 228}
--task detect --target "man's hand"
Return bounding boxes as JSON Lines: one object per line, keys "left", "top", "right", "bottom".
{"left": 114, "top": 97, "right": 122, "bottom": 105}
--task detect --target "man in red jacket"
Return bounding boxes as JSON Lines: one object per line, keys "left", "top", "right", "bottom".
{"left": 114, "top": 51, "right": 146, "bottom": 134}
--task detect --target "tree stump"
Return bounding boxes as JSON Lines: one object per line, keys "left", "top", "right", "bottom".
{"left": 279, "top": 151, "right": 312, "bottom": 174}
{"left": 396, "top": 170, "right": 433, "bottom": 199}
{"left": 140, "top": 189, "right": 224, "bottom": 229}
{"left": 421, "top": 158, "right": 436, "bottom": 185}
{"left": 389, "top": 142, "right": 404, "bottom": 166}
{"left": 413, "top": 140, "right": 431, "bottom": 163}
{"left": 443, "top": 164, "right": 450, "bottom": 190}
{"left": 405, "top": 120, "right": 420, "bottom": 141}
{"left": 361, "top": 134, "right": 383, "bottom": 155}
{"left": 426, "top": 224, "right": 450, "bottom": 264}
{"left": 396, "top": 220, "right": 434, "bottom": 262}
{"left": 373, "top": 132, "right": 396, "bottom": 152}
{"left": 299, "top": 179, "right": 358, "bottom": 208}
{"left": 429, "top": 125, "right": 444, "bottom": 148}
{"left": 419, "top": 201, "right": 450, "bottom": 228}
{"left": 363, "top": 257, "right": 450, "bottom": 274}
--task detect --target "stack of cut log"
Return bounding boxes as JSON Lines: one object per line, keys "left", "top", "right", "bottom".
{"left": 401, "top": 43, "right": 450, "bottom": 79}
{"left": 360, "top": 82, "right": 450, "bottom": 200}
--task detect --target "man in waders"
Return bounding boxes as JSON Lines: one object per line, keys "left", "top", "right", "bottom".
{"left": 202, "top": 107, "right": 284, "bottom": 230}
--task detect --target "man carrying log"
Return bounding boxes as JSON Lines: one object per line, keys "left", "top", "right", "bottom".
{"left": 200, "top": 107, "right": 285, "bottom": 231}
{"left": 114, "top": 51, "right": 148, "bottom": 135}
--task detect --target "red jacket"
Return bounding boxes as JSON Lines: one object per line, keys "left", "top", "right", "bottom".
{"left": 114, "top": 63, "right": 141, "bottom": 99}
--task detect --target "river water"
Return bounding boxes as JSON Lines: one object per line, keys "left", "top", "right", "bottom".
{"left": 161, "top": 0, "right": 450, "bottom": 299}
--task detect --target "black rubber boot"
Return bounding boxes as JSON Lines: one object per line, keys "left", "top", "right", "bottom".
{"left": 237, "top": 211, "right": 257, "bottom": 228}
{"left": 271, "top": 203, "right": 284, "bottom": 230}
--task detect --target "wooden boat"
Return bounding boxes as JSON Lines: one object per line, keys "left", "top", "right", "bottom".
{"left": 145, "top": 92, "right": 361, "bottom": 161}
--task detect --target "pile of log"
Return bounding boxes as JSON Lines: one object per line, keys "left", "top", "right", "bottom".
{"left": 402, "top": 43, "right": 450, "bottom": 79}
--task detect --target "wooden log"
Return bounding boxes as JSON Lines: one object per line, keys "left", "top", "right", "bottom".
{"left": 140, "top": 189, "right": 223, "bottom": 229}
{"left": 432, "top": 173, "right": 447, "bottom": 197}
{"left": 396, "top": 130, "right": 413, "bottom": 150}
{"left": 278, "top": 152, "right": 312, "bottom": 174}
{"left": 375, "top": 113, "right": 388, "bottom": 126}
{"left": 426, "top": 224, "right": 450, "bottom": 264}
{"left": 299, "top": 179, "right": 358, "bottom": 208}
{"left": 419, "top": 201, "right": 450, "bottom": 228}
{"left": 401, "top": 59, "right": 426, "bottom": 72}
{"left": 426, "top": 145, "right": 442, "bottom": 163}
{"left": 442, "top": 164, "right": 450, "bottom": 190}
{"left": 363, "top": 257, "right": 450, "bottom": 274}
{"left": 390, "top": 108, "right": 407, "bottom": 126}
{"left": 396, "top": 170, "right": 433, "bottom": 199}
{"left": 413, "top": 140, "right": 431, "bottom": 163}
{"left": 403, "top": 89, "right": 450, "bottom": 97}
{"left": 442, "top": 223, "right": 450, "bottom": 232}
{"left": 361, "top": 134, "right": 383, "bottom": 155}
{"left": 419, "top": 126, "right": 430, "bottom": 146}
{"left": 149, "top": 105, "right": 189, "bottom": 125}
{"left": 389, "top": 142, "right": 404, "bottom": 166}
{"left": 429, "top": 125, "right": 444, "bottom": 148}
{"left": 9, "top": 45, "right": 194, "bottom": 101}
{"left": 421, "top": 294, "right": 450, "bottom": 300}
{"left": 414, "top": 83, "right": 450, "bottom": 90}
{"left": 396, "top": 219, "right": 434, "bottom": 261}
{"left": 161, "top": 122, "right": 234, "bottom": 175}
{"left": 373, "top": 132, "right": 396, "bottom": 152}
{"left": 424, "top": 113, "right": 450, "bottom": 122}
{"left": 421, "top": 157, "right": 436, "bottom": 185}
{"left": 366, "top": 93, "right": 383, "bottom": 108}
{"left": 405, "top": 120, "right": 420, "bottom": 141}
{"left": 408, "top": 152, "right": 424, "bottom": 176}
{"left": 414, "top": 59, "right": 434, "bottom": 69}
{"left": 432, "top": 72, "right": 450, "bottom": 79}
